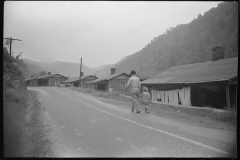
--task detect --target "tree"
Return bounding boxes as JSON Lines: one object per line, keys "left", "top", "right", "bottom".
{"left": 39, "top": 71, "right": 47, "bottom": 76}
{"left": 212, "top": 46, "right": 225, "bottom": 61}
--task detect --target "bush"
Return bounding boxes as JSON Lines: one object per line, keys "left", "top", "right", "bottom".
{"left": 3, "top": 88, "right": 25, "bottom": 103}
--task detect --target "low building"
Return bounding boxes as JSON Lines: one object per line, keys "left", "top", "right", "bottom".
{"left": 26, "top": 72, "right": 68, "bottom": 86}
{"left": 87, "top": 68, "right": 131, "bottom": 93}
{"left": 141, "top": 57, "right": 238, "bottom": 109}
{"left": 25, "top": 75, "right": 38, "bottom": 86}
{"left": 61, "top": 73, "right": 98, "bottom": 88}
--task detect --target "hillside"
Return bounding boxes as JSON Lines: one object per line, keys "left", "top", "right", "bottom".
{"left": 113, "top": 2, "right": 238, "bottom": 78}
{"left": 23, "top": 59, "right": 95, "bottom": 78}
{"left": 92, "top": 64, "right": 111, "bottom": 71}
{"left": 93, "top": 55, "right": 131, "bottom": 78}
{"left": 94, "top": 64, "right": 115, "bottom": 78}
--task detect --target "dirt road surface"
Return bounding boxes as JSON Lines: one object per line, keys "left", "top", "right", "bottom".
{"left": 27, "top": 87, "right": 236, "bottom": 157}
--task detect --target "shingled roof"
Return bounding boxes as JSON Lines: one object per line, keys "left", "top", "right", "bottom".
{"left": 141, "top": 57, "right": 238, "bottom": 84}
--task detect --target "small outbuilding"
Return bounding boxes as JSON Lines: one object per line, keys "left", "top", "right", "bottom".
{"left": 141, "top": 57, "right": 238, "bottom": 109}
{"left": 87, "top": 68, "right": 131, "bottom": 93}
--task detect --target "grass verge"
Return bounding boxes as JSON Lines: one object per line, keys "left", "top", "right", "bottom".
{"left": 24, "top": 90, "right": 54, "bottom": 157}
{"left": 3, "top": 88, "right": 54, "bottom": 157}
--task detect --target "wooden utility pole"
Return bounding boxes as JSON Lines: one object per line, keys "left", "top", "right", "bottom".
{"left": 3, "top": 37, "right": 22, "bottom": 58}
{"left": 79, "top": 57, "right": 82, "bottom": 88}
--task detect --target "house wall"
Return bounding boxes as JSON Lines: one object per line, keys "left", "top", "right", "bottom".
{"left": 143, "top": 82, "right": 230, "bottom": 109}
{"left": 30, "top": 79, "right": 37, "bottom": 86}
{"left": 109, "top": 74, "right": 130, "bottom": 93}
{"left": 36, "top": 79, "right": 49, "bottom": 86}
{"left": 90, "top": 84, "right": 96, "bottom": 90}
{"left": 82, "top": 76, "right": 97, "bottom": 88}
{"left": 49, "top": 76, "right": 68, "bottom": 86}
{"left": 96, "top": 83, "right": 107, "bottom": 91}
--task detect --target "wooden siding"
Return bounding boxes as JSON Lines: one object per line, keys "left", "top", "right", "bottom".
{"left": 109, "top": 79, "right": 129, "bottom": 93}
{"left": 30, "top": 79, "right": 37, "bottom": 86}
{"left": 82, "top": 76, "right": 98, "bottom": 88}
{"left": 49, "top": 77, "right": 68, "bottom": 86}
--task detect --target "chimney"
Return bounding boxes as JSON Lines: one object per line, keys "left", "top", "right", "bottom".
{"left": 212, "top": 46, "right": 224, "bottom": 61}
{"left": 31, "top": 75, "right": 33, "bottom": 78}
{"left": 48, "top": 71, "right": 51, "bottom": 75}
{"left": 81, "top": 72, "right": 84, "bottom": 76}
{"left": 111, "top": 68, "right": 116, "bottom": 75}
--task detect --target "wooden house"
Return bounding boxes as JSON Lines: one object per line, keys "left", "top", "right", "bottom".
{"left": 25, "top": 75, "right": 38, "bottom": 86}
{"left": 62, "top": 74, "right": 98, "bottom": 88}
{"left": 87, "top": 68, "right": 131, "bottom": 93}
{"left": 141, "top": 57, "right": 238, "bottom": 109}
{"left": 26, "top": 72, "right": 68, "bottom": 86}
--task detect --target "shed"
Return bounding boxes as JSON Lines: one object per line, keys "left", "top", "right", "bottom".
{"left": 141, "top": 57, "right": 238, "bottom": 109}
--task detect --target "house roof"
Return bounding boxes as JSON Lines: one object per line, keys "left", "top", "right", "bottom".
{"left": 35, "top": 73, "right": 68, "bottom": 80}
{"left": 141, "top": 57, "right": 238, "bottom": 84}
{"left": 62, "top": 75, "right": 98, "bottom": 83}
{"left": 25, "top": 76, "right": 38, "bottom": 81}
{"left": 25, "top": 73, "right": 67, "bottom": 81}
{"left": 86, "top": 72, "right": 130, "bottom": 84}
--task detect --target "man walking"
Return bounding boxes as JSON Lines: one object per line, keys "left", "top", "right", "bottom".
{"left": 125, "top": 70, "right": 141, "bottom": 113}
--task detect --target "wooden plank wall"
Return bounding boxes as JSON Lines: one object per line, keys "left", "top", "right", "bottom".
{"left": 82, "top": 76, "right": 98, "bottom": 88}
{"left": 109, "top": 74, "right": 130, "bottom": 93}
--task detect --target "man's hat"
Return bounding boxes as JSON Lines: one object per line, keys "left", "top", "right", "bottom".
{"left": 130, "top": 70, "right": 136, "bottom": 75}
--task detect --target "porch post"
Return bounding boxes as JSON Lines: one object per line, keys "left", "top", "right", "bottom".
{"left": 225, "top": 83, "right": 231, "bottom": 108}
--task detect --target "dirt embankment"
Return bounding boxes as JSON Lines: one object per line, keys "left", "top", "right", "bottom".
{"left": 4, "top": 90, "right": 55, "bottom": 157}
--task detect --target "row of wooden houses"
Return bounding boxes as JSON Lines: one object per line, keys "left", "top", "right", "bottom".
{"left": 25, "top": 71, "right": 68, "bottom": 87}
{"left": 25, "top": 56, "right": 237, "bottom": 109}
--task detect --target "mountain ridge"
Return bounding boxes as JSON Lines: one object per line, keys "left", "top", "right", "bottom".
{"left": 23, "top": 59, "right": 95, "bottom": 78}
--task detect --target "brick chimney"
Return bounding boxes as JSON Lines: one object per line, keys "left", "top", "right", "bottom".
{"left": 111, "top": 68, "right": 116, "bottom": 75}
{"left": 48, "top": 71, "right": 51, "bottom": 75}
{"left": 81, "top": 72, "right": 84, "bottom": 76}
{"left": 212, "top": 46, "right": 224, "bottom": 61}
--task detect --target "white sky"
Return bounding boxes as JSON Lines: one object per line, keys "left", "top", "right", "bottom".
{"left": 4, "top": 1, "right": 221, "bottom": 68}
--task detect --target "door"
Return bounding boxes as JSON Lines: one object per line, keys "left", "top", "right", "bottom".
{"left": 55, "top": 79, "right": 59, "bottom": 86}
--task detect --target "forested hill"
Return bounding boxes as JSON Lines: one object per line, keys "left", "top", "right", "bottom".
{"left": 115, "top": 2, "right": 238, "bottom": 78}
{"left": 23, "top": 59, "right": 95, "bottom": 78}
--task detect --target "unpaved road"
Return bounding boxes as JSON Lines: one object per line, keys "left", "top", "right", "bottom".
{"left": 28, "top": 87, "right": 236, "bottom": 157}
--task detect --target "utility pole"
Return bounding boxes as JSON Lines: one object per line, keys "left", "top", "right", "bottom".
{"left": 3, "top": 37, "right": 22, "bottom": 58}
{"left": 79, "top": 57, "right": 82, "bottom": 88}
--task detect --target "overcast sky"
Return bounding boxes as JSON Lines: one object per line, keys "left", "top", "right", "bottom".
{"left": 4, "top": 1, "right": 221, "bottom": 68}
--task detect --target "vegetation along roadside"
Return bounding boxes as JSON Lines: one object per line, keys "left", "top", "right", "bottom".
{"left": 3, "top": 47, "right": 54, "bottom": 157}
